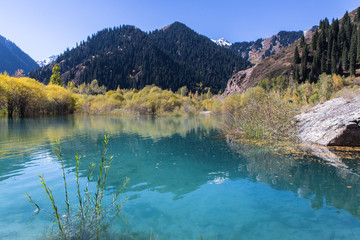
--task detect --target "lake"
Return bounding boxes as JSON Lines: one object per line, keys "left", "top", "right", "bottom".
{"left": 1, "top": 116, "right": 360, "bottom": 239}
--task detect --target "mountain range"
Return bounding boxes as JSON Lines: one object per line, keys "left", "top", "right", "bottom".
{"left": 29, "top": 22, "right": 250, "bottom": 93}
{"left": 0, "top": 34, "right": 38, "bottom": 75}
{"left": 29, "top": 22, "right": 303, "bottom": 93}
{"left": 4, "top": 7, "right": 358, "bottom": 94}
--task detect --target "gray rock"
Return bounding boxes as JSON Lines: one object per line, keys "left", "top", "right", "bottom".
{"left": 295, "top": 94, "right": 360, "bottom": 146}
{"left": 224, "top": 65, "right": 256, "bottom": 95}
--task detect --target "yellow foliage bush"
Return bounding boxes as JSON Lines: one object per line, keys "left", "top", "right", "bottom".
{"left": 0, "top": 74, "right": 78, "bottom": 117}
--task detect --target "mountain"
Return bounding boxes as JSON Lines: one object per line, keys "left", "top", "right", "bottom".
{"left": 225, "top": 6, "right": 360, "bottom": 96}
{"left": 36, "top": 55, "right": 58, "bottom": 67}
{"left": 225, "top": 28, "right": 317, "bottom": 95}
{"left": 229, "top": 31, "right": 304, "bottom": 64}
{"left": 30, "top": 22, "right": 249, "bottom": 92}
{"left": 0, "top": 34, "right": 39, "bottom": 75}
{"left": 149, "top": 22, "right": 249, "bottom": 91}
{"left": 211, "top": 38, "right": 232, "bottom": 47}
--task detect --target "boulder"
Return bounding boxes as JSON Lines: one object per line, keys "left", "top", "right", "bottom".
{"left": 295, "top": 94, "right": 360, "bottom": 146}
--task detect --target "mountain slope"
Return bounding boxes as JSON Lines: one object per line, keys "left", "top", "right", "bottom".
{"left": 30, "top": 23, "right": 249, "bottom": 92}
{"left": 229, "top": 31, "right": 304, "bottom": 64}
{"left": 225, "top": 28, "right": 316, "bottom": 95}
{"left": 226, "top": 7, "right": 360, "bottom": 96}
{"left": 149, "top": 22, "right": 249, "bottom": 91}
{"left": 0, "top": 34, "right": 39, "bottom": 75}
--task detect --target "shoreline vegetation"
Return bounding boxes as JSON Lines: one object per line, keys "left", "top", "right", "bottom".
{"left": 0, "top": 72, "right": 358, "bottom": 141}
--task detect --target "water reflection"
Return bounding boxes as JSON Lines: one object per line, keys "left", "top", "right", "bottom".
{"left": 1, "top": 116, "right": 360, "bottom": 239}
{"left": 227, "top": 140, "right": 360, "bottom": 218}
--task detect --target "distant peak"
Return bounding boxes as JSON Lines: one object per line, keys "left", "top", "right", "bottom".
{"left": 36, "top": 55, "right": 58, "bottom": 67}
{"left": 211, "top": 38, "right": 232, "bottom": 47}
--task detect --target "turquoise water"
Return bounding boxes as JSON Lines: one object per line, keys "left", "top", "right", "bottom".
{"left": 1, "top": 116, "right": 360, "bottom": 239}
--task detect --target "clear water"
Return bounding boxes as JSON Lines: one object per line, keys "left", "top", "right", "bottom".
{"left": 1, "top": 116, "right": 360, "bottom": 240}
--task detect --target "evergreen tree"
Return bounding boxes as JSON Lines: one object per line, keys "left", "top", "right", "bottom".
{"left": 349, "top": 32, "right": 357, "bottom": 76}
{"left": 310, "top": 57, "right": 318, "bottom": 82}
{"left": 299, "top": 35, "right": 305, "bottom": 48}
{"left": 300, "top": 45, "right": 308, "bottom": 82}
{"left": 331, "top": 41, "right": 337, "bottom": 74}
{"left": 342, "top": 11, "right": 352, "bottom": 47}
{"left": 311, "top": 30, "right": 319, "bottom": 51}
{"left": 294, "top": 46, "right": 300, "bottom": 64}
{"left": 50, "top": 64, "right": 63, "bottom": 86}
{"left": 321, "top": 54, "right": 327, "bottom": 74}
{"left": 327, "top": 31, "right": 333, "bottom": 63}
{"left": 338, "top": 62, "right": 343, "bottom": 76}
{"left": 331, "top": 19, "right": 340, "bottom": 43}
{"left": 342, "top": 43, "right": 349, "bottom": 71}
{"left": 294, "top": 65, "right": 300, "bottom": 82}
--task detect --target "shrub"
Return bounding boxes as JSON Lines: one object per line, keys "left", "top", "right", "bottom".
{"left": 319, "top": 74, "right": 333, "bottom": 100}
{"left": 222, "top": 87, "right": 298, "bottom": 141}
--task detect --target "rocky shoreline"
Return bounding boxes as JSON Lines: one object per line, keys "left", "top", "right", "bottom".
{"left": 295, "top": 93, "right": 360, "bottom": 147}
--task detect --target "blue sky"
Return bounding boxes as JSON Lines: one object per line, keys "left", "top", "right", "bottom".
{"left": 0, "top": 0, "right": 358, "bottom": 61}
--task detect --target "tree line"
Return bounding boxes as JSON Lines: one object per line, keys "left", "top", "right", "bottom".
{"left": 293, "top": 8, "right": 360, "bottom": 83}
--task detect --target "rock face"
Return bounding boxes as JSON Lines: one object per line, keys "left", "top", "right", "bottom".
{"left": 224, "top": 65, "right": 256, "bottom": 95}
{"left": 224, "top": 27, "right": 317, "bottom": 96}
{"left": 295, "top": 94, "right": 360, "bottom": 146}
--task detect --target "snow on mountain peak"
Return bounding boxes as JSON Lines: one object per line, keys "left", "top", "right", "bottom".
{"left": 36, "top": 55, "right": 58, "bottom": 67}
{"left": 211, "top": 38, "right": 232, "bottom": 47}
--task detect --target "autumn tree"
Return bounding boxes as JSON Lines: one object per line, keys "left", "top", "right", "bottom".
{"left": 14, "top": 69, "right": 24, "bottom": 78}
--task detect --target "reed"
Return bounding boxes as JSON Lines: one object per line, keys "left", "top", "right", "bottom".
{"left": 26, "top": 135, "right": 129, "bottom": 239}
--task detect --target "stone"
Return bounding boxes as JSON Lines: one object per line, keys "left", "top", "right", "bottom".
{"left": 295, "top": 93, "right": 360, "bottom": 146}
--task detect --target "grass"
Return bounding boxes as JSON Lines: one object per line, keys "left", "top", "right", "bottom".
{"left": 26, "top": 135, "right": 129, "bottom": 240}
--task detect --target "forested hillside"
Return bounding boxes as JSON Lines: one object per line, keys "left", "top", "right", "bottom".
{"left": 225, "top": 7, "right": 360, "bottom": 96}
{"left": 30, "top": 23, "right": 249, "bottom": 93}
{"left": 293, "top": 8, "right": 360, "bottom": 83}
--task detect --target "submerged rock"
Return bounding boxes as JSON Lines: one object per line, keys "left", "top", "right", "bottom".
{"left": 295, "top": 94, "right": 360, "bottom": 146}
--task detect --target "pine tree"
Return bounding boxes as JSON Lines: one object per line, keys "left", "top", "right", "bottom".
{"left": 321, "top": 54, "right": 327, "bottom": 74}
{"left": 300, "top": 45, "right": 308, "bottom": 82}
{"left": 299, "top": 35, "right": 305, "bottom": 48}
{"left": 342, "top": 11, "right": 353, "bottom": 47}
{"left": 294, "top": 46, "right": 300, "bottom": 64}
{"left": 349, "top": 32, "right": 357, "bottom": 76}
{"left": 311, "top": 30, "right": 319, "bottom": 51}
{"left": 294, "top": 65, "right": 300, "bottom": 82}
{"left": 50, "top": 64, "right": 63, "bottom": 86}
{"left": 331, "top": 41, "right": 337, "bottom": 74}
{"left": 342, "top": 43, "right": 349, "bottom": 71}
{"left": 327, "top": 31, "right": 333, "bottom": 62}
{"left": 310, "top": 56, "right": 318, "bottom": 82}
